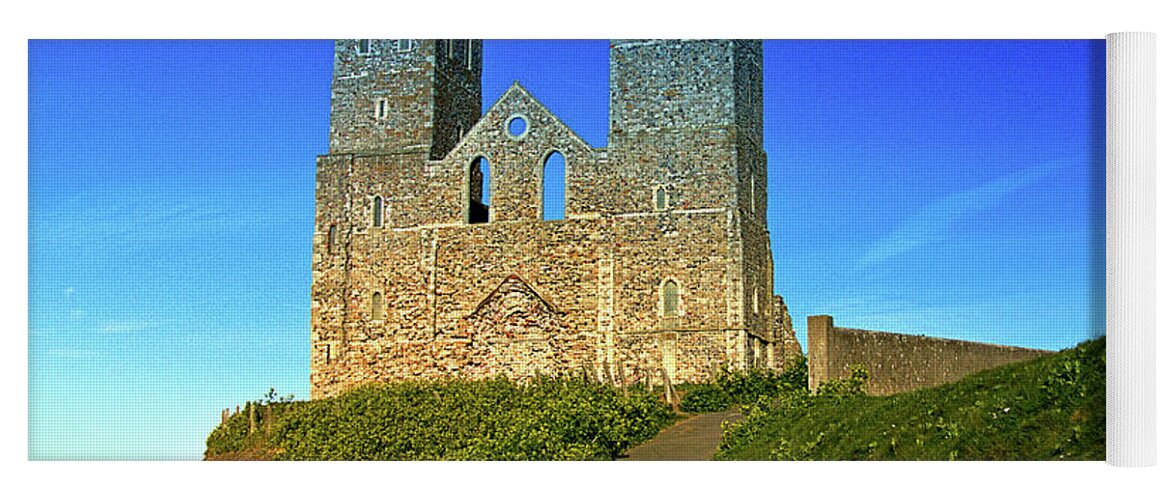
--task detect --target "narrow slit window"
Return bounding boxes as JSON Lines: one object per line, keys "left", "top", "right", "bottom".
{"left": 655, "top": 186, "right": 667, "bottom": 211}
{"left": 371, "top": 292, "right": 384, "bottom": 321}
{"left": 749, "top": 176, "right": 756, "bottom": 213}
{"left": 328, "top": 224, "right": 338, "bottom": 254}
{"left": 373, "top": 196, "right": 383, "bottom": 228}
{"left": 663, "top": 280, "right": 679, "bottom": 317}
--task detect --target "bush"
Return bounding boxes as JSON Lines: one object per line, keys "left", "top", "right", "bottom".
{"left": 205, "top": 408, "right": 250, "bottom": 456}
{"left": 680, "top": 358, "right": 810, "bottom": 413}
{"left": 680, "top": 384, "right": 734, "bottom": 412}
{"left": 206, "top": 394, "right": 298, "bottom": 458}
{"left": 206, "top": 376, "right": 675, "bottom": 461}
{"left": 777, "top": 354, "right": 809, "bottom": 391}
{"left": 817, "top": 364, "right": 869, "bottom": 397}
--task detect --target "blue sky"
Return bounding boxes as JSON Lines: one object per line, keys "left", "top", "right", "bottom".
{"left": 28, "top": 39, "right": 1104, "bottom": 460}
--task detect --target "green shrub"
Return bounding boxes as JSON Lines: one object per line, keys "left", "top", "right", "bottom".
{"left": 206, "top": 376, "right": 674, "bottom": 461}
{"left": 205, "top": 395, "right": 299, "bottom": 458}
{"left": 680, "top": 358, "right": 810, "bottom": 413}
{"left": 817, "top": 364, "right": 869, "bottom": 397}
{"left": 777, "top": 354, "right": 809, "bottom": 392}
{"left": 680, "top": 384, "right": 734, "bottom": 412}
{"left": 205, "top": 409, "right": 250, "bottom": 456}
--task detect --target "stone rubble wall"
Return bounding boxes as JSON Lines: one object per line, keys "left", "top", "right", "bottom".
{"left": 311, "top": 206, "right": 752, "bottom": 398}
{"left": 770, "top": 295, "right": 802, "bottom": 369}
{"left": 610, "top": 40, "right": 739, "bottom": 137}
{"left": 329, "top": 39, "right": 481, "bottom": 158}
{"left": 431, "top": 40, "right": 483, "bottom": 160}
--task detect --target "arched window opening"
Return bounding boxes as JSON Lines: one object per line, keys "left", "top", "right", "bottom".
{"left": 542, "top": 152, "right": 566, "bottom": 221}
{"left": 328, "top": 224, "right": 338, "bottom": 254}
{"left": 468, "top": 156, "right": 490, "bottom": 224}
{"left": 371, "top": 292, "right": 384, "bottom": 321}
{"left": 663, "top": 280, "right": 680, "bottom": 317}
{"left": 655, "top": 186, "right": 668, "bottom": 211}
{"left": 372, "top": 196, "right": 383, "bottom": 228}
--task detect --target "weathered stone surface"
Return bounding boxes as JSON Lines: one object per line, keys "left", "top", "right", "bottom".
{"left": 806, "top": 315, "right": 1054, "bottom": 396}
{"left": 771, "top": 295, "right": 802, "bottom": 368}
{"left": 310, "top": 39, "right": 795, "bottom": 399}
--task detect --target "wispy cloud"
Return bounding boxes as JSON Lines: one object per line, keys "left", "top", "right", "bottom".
{"left": 32, "top": 191, "right": 234, "bottom": 244}
{"left": 854, "top": 161, "right": 1061, "bottom": 271}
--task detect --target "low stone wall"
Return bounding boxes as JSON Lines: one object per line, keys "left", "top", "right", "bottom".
{"left": 806, "top": 315, "right": 1053, "bottom": 396}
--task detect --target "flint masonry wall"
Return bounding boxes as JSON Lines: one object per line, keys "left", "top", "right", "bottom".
{"left": 807, "top": 315, "right": 1053, "bottom": 396}
{"left": 329, "top": 39, "right": 481, "bottom": 158}
{"left": 310, "top": 39, "right": 792, "bottom": 399}
{"left": 770, "top": 295, "right": 802, "bottom": 367}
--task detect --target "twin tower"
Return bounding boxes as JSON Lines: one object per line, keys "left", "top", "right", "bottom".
{"left": 310, "top": 39, "right": 800, "bottom": 399}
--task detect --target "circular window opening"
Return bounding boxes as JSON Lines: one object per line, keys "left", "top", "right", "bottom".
{"left": 507, "top": 116, "right": 528, "bottom": 138}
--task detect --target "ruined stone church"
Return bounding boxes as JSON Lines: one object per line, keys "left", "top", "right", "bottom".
{"left": 311, "top": 39, "right": 801, "bottom": 399}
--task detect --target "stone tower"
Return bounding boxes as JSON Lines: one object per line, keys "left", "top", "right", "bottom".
{"left": 310, "top": 39, "right": 800, "bottom": 399}
{"left": 607, "top": 40, "right": 774, "bottom": 366}
{"left": 328, "top": 39, "right": 481, "bottom": 159}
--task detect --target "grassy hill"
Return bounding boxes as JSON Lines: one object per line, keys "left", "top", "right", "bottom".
{"left": 205, "top": 376, "right": 675, "bottom": 460}
{"left": 716, "top": 337, "right": 1105, "bottom": 460}
{"left": 206, "top": 338, "right": 1103, "bottom": 461}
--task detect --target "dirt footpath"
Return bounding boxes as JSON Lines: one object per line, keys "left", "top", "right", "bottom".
{"left": 619, "top": 409, "right": 742, "bottom": 461}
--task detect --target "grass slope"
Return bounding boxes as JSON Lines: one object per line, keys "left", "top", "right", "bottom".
{"left": 716, "top": 337, "right": 1105, "bottom": 460}
{"left": 206, "top": 376, "right": 675, "bottom": 460}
